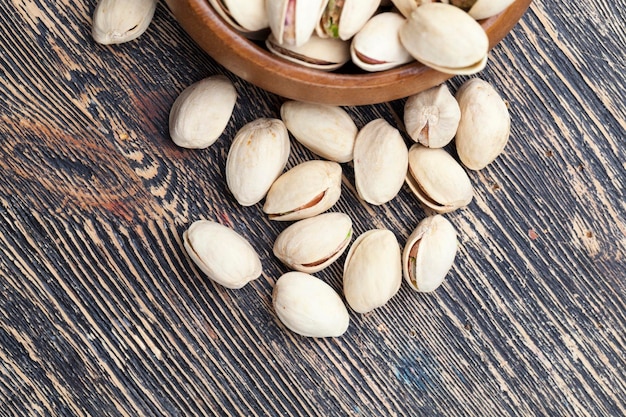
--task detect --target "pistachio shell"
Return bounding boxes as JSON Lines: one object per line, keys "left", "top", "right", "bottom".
{"left": 442, "top": 0, "right": 515, "bottom": 20}
{"left": 353, "top": 119, "right": 409, "bottom": 205}
{"left": 263, "top": 160, "right": 342, "bottom": 221}
{"left": 399, "top": 3, "right": 488, "bottom": 74}
{"left": 226, "top": 118, "right": 291, "bottom": 206}
{"left": 273, "top": 212, "right": 353, "bottom": 273}
{"left": 455, "top": 78, "right": 510, "bottom": 170}
{"left": 183, "top": 220, "right": 262, "bottom": 289}
{"left": 317, "top": 0, "right": 381, "bottom": 40}
{"left": 350, "top": 12, "right": 414, "bottom": 72}
{"left": 405, "top": 144, "right": 473, "bottom": 213}
{"left": 266, "top": 33, "right": 350, "bottom": 71}
{"left": 390, "top": 0, "right": 434, "bottom": 19}
{"left": 343, "top": 229, "right": 402, "bottom": 314}
{"left": 404, "top": 84, "right": 461, "bottom": 148}
{"left": 280, "top": 101, "right": 357, "bottom": 162}
{"left": 266, "top": 0, "right": 329, "bottom": 47}
{"left": 208, "top": 0, "right": 269, "bottom": 34}
{"left": 169, "top": 75, "right": 237, "bottom": 149}
{"left": 273, "top": 271, "right": 350, "bottom": 337}
{"left": 92, "top": 0, "right": 157, "bottom": 45}
{"left": 402, "top": 215, "right": 457, "bottom": 292}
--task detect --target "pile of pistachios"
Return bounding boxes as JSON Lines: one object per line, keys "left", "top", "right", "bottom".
{"left": 209, "top": 0, "right": 515, "bottom": 74}
{"left": 92, "top": 0, "right": 512, "bottom": 338}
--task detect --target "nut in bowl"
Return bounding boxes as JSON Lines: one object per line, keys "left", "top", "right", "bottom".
{"left": 164, "top": 0, "right": 531, "bottom": 105}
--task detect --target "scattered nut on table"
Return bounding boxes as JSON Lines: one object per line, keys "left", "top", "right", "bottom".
{"left": 92, "top": 0, "right": 157, "bottom": 45}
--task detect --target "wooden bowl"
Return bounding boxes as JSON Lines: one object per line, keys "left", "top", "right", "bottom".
{"left": 164, "top": 0, "right": 532, "bottom": 106}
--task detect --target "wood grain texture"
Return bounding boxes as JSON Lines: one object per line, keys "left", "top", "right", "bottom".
{"left": 0, "top": 1, "right": 624, "bottom": 416}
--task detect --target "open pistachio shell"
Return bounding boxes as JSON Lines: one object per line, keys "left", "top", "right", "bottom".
{"left": 343, "top": 229, "right": 402, "bottom": 314}
{"left": 405, "top": 144, "right": 473, "bottom": 213}
{"left": 263, "top": 160, "right": 342, "bottom": 221}
{"left": 399, "top": 3, "right": 488, "bottom": 75}
{"left": 442, "top": 0, "right": 515, "bottom": 20}
{"left": 280, "top": 101, "right": 357, "bottom": 162}
{"left": 350, "top": 12, "right": 414, "bottom": 72}
{"left": 390, "top": 0, "right": 435, "bottom": 19}
{"left": 92, "top": 0, "right": 157, "bottom": 45}
{"left": 266, "top": 33, "right": 350, "bottom": 71}
{"left": 402, "top": 215, "right": 457, "bottom": 292}
{"left": 208, "top": 0, "right": 269, "bottom": 36}
{"left": 273, "top": 212, "right": 353, "bottom": 273}
{"left": 317, "top": 0, "right": 381, "bottom": 40}
{"left": 226, "top": 118, "right": 290, "bottom": 206}
{"left": 183, "top": 220, "right": 262, "bottom": 289}
{"left": 266, "top": 0, "right": 329, "bottom": 47}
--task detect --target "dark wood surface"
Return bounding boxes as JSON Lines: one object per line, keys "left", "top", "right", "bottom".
{"left": 1, "top": 1, "right": 624, "bottom": 416}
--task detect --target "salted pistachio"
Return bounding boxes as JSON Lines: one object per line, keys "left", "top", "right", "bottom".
{"left": 92, "top": 0, "right": 157, "bottom": 45}
{"left": 169, "top": 75, "right": 237, "bottom": 149}
{"left": 406, "top": 144, "right": 473, "bottom": 213}
{"left": 402, "top": 215, "right": 457, "bottom": 292}
{"left": 266, "top": 0, "right": 328, "bottom": 47}
{"left": 266, "top": 33, "right": 350, "bottom": 71}
{"left": 390, "top": 0, "right": 435, "bottom": 19}
{"left": 343, "top": 229, "right": 402, "bottom": 314}
{"left": 353, "top": 119, "right": 409, "bottom": 206}
{"left": 317, "top": 0, "right": 381, "bottom": 40}
{"left": 226, "top": 118, "right": 290, "bottom": 206}
{"left": 273, "top": 271, "right": 349, "bottom": 337}
{"left": 273, "top": 212, "right": 353, "bottom": 273}
{"left": 404, "top": 84, "right": 461, "bottom": 148}
{"left": 280, "top": 101, "right": 357, "bottom": 163}
{"left": 350, "top": 12, "right": 414, "bottom": 72}
{"left": 399, "top": 3, "right": 488, "bottom": 75}
{"left": 442, "top": 0, "right": 515, "bottom": 20}
{"left": 263, "top": 160, "right": 342, "bottom": 221}
{"left": 455, "top": 78, "right": 510, "bottom": 170}
{"left": 207, "top": 0, "right": 269, "bottom": 37}
{"left": 183, "top": 220, "right": 262, "bottom": 289}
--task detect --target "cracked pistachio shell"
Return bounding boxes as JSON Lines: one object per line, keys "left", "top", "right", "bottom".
{"left": 455, "top": 78, "right": 510, "bottom": 170}
{"left": 442, "top": 0, "right": 515, "bottom": 20}
{"left": 280, "top": 101, "right": 357, "bottom": 163}
{"left": 350, "top": 12, "right": 414, "bottom": 72}
{"left": 353, "top": 119, "right": 409, "bottom": 206}
{"left": 183, "top": 220, "right": 262, "bottom": 289}
{"left": 266, "top": 0, "right": 329, "bottom": 47}
{"left": 404, "top": 84, "right": 461, "bottom": 148}
{"left": 92, "top": 0, "right": 157, "bottom": 45}
{"left": 406, "top": 144, "right": 473, "bottom": 213}
{"left": 263, "top": 160, "right": 342, "bottom": 221}
{"left": 169, "top": 75, "right": 237, "bottom": 149}
{"left": 390, "top": 0, "right": 435, "bottom": 18}
{"left": 226, "top": 118, "right": 291, "bottom": 206}
{"left": 273, "top": 212, "right": 353, "bottom": 273}
{"left": 317, "top": 0, "right": 381, "bottom": 40}
{"left": 207, "top": 0, "right": 269, "bottom": 35}
{"left": 343, "top": 229, "right": 402, "bottom": 314}
{"left": 273, "top": 271, "right": 349, "bottom": 337}
{"left": 266, "top": 33, "right": 350, "bottom": 71}
{"left": 402, "top": 215, "right": 457, "bottom": 292}
{"left": 399, "top": 3, "right": 488, "bottom": 75}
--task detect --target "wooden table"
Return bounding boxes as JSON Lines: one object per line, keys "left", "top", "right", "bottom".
{"left": 1, "top": 1, "right": 624, "bottom": 416}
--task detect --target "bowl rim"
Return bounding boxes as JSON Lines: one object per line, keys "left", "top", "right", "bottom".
{"left": 165, "top": 0, "right": 532, "bottom": 105}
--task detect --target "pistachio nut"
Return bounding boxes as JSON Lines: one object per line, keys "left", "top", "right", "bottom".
{"left": 207, "top": 0, "right": 269, "bottom": 36}
{"left": 399, "top": 3, "right": 488, "bottom": 75}
{"left": 454, "top": 78, "right": 510, "bottom": 170}
{"left": 317, "top": 0, "right": 381, "bottom": 40}
{"left": 404, "top": 84, "right": 461, "bottom": 148}
{"left": 350, "top": 12, "right": 414, "bottom": 72}
{"left": 226, "top": 118, "right": 291, "bottom": 206}
{"left": 406, "top": 144, "right": 473, "bottom": 213}
{"left": 273, "top": 271, "right": 350, "bottom": 337}
{"left": 183, "top": 220, "right": 262, "bottom": 289}
{"left": 273, "top": 212, "right": 353, "bottom": 273}
{"left": 266, "top": 33, "right": 350, "bottom": 72}
{"left": 442, "top": 0, "right": 515, "bottom": 20}
{"left": 343, "top": 229, "right": 402, "bottom": 314}
{"left": 263, "top": 160, "right": 342, "bottom": 221}
{"left": 169, "top": 75, "right": 237, "bottom": 149}
{"left": 280, "top": 101, "right": 357, "bottom": 163}
{"left": 402, "top": 215, "right": 457, "bottom": 292}
{"left": 266, "top": 0, "right": 329, "bottom": 47}
{"left": 92, "top": 0, "right": 157, "bottom": 45}
{"left": 390, "top": 0, "right": 435, "bottom": 19}
{"left": 353, "top": 119, "right": 409, "bottom": 206}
